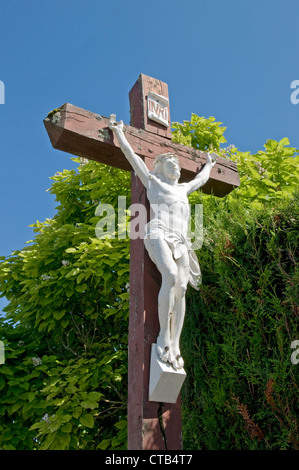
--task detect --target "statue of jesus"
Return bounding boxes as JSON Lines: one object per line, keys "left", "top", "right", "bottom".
{"left": 109, "top": 116, "right": 217, "bottom": 370}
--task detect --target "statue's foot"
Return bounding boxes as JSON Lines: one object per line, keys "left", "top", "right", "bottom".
{"left": 171, "top": 354, "right": 184, "bottom": 370}
{"left": 156, "top": 332, "right": 171, "bottom": 362}
{"left": 156, "top": 344, "right": 170, "bottom": 362}
{"left": 169, "top": 345, "right": 184, "bottom": 370}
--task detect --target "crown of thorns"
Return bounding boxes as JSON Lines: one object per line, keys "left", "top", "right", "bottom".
{"left": 153, "top": 152, "right": 179, "bottom": 168}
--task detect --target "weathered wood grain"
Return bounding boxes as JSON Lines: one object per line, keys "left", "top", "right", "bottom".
{"left": 44, "top": 102, "right": 240, "bottom": 197}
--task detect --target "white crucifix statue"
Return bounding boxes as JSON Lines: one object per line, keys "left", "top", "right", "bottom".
{"left": 109, "top": 116, "right": 217, "bottom": 372}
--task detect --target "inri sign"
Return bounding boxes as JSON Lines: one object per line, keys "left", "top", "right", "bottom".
{"left": 147, "top": 91, "right": 169, "bottom": 127}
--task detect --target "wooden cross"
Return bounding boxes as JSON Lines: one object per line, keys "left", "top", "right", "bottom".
{"left": 44, "top": 74, "right": 240, "bottom": 450}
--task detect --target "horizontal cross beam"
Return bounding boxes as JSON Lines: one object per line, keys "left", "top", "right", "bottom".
{"left": 44, "top": 103, "right": 240, "bottom": 197}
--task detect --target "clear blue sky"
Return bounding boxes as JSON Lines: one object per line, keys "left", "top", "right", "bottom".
{"left": 1, "top": 0, "right": 299, "bottom": 313}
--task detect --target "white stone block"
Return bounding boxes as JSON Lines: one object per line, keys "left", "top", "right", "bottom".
{"left": 148, "top": 343, "right": 187, "bottom": 404}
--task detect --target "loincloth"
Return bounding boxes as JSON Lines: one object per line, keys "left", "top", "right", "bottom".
{"left": 144, "top": 220, "right": 202, "bottom": 290}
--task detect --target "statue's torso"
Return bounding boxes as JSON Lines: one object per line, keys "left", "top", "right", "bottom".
{"left": 147, "top": 173, "right": 189, "bottom": 236}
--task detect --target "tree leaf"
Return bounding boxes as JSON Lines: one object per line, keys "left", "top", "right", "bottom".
{"left": 80, "top": 413, "right": 94, "bottom": 428}
{"left": 54, "top": 310, "right": 65, "bottom": 320}
{"left": 65, "top": 248, "right": 77, "bottom": 253}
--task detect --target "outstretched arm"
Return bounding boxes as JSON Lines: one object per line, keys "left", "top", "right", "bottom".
{"left": 184, "top": 152, "right": 217, "bottom": 195}
{"left": 109, "top": 115, "right": 150, "bottom": 188}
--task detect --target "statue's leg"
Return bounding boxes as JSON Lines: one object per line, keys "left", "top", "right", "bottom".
{"left": 169, "top": 246, "right": 189, "bottom": 370}
{"left": 144, "top": 233, "right": 177, "bottom": 363}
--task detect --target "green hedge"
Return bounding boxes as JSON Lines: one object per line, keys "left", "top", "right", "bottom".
{"left": 181, "top": 193, "right": 299, "bottom": 450}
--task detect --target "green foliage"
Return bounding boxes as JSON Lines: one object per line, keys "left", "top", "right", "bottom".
{"left": 227, "top": 137, "right": 299, "bottom": 209}
{"left": 173, "top": 114, "right": 299, "bottom": 450}
{"left": 1, "top": 112, "right": 298, "bottom": 450}
{"left": 0, "top": 160, "right": 131, "bottom": 450}
{"left": 181, "top": 195, "right": 299, "bottom": 449}
{"left": 172, "top": 114, "right": 227, "bottom": 152}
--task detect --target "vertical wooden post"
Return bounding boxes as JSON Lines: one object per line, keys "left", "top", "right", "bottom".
{"left": 127, "top": 75, "right": 183, "bottom": 450}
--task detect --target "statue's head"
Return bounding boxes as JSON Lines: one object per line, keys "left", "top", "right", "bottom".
{"left": 153, "top": 152, "right": 180, "bottom": 181}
